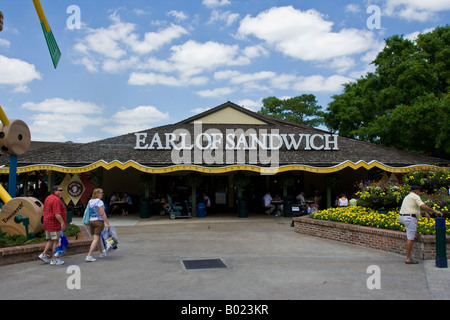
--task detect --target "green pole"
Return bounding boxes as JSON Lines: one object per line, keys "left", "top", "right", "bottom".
{"left": 435, "top": 217, "right": 448, "bottom": 268}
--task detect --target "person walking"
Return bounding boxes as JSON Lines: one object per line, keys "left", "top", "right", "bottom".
{"left": 39, "top": 185, "right": 67, "bottom": 266}
{"left": 86, "top": 188, "right": 111, "bottom": 262}
{"left": 398, "top": 185, "right": 443, "bottom": 264}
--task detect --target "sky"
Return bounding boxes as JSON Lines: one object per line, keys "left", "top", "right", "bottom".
{"left": 0, "top": 0, "right": 449, "bottom": 143}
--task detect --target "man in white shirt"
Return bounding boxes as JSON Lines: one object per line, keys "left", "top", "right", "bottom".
{"left": 398, "top": 185, "right": 442, "bottom": 264}
{"left": 263, "top": 191, "right": 275, "bottom": 215}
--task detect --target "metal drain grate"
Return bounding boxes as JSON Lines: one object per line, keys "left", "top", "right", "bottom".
{"left": 182, "top": 259, "right": 227, "bottom": 270}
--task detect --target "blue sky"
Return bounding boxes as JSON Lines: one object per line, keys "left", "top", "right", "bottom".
{"left": 0, "top": 0, "right": 449, "bottom": 143}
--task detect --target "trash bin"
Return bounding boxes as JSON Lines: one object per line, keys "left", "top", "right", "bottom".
{"left": 237, "top": 197, "right": 248, "bottom": 218}
{"left": 197, "top": 202, "right": 206, "bottom": 218}
{"left": 139, "top": 197, "right": 150, "bottom": 219}
{"left": 283, "top": 200, "right": 292, "bottom": 217}
{"left": 66, "top": 210, "right": 73, "bottom": 224}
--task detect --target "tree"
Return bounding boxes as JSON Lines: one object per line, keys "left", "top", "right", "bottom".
{"left": 324, "top": 25, "right": 450, "bottom": 159}
{"left": 258, "top": 95, "right": 324, "bottom": 127}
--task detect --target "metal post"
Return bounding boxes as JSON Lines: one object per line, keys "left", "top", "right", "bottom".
{"left": 8, "top": 154, "right": 17, "bottom": 198}
{"left": 435, "top": 217, "right": 448, "bottom": 268}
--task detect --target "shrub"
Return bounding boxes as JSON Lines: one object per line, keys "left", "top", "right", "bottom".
{"left": 355, "top": 181, "right": 410, "bottom": 209}
{"left": 403, "top": 169, "right": 450, "bottom": 194}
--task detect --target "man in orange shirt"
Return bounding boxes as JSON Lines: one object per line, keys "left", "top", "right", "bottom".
{"left": 39, "top": 185, "right": 67, "bottom": 266}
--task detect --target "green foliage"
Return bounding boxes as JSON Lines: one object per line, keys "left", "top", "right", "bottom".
{"left": 0, "top": 230, "right": 46, "bottom": 248}
{"left": 356, "top": 181, "right": 411, "bottom": 210}
{"left": 258, "top": 95, "right": 324, "bottom": 127}
{"left": 64, "top": 224, "right": 81, "bottom": 237}
{"left": 324, "top": 25, "right": 450, "bottom": 159}
{"left": 403, "top": 169, "right": 450, "bottom": 193}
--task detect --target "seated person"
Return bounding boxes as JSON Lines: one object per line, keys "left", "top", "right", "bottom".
{"left": 338, "top": 194, "right": 349, "bottom": 207}
{"left": 295, "top": 191, "right": 306, "bottom": 205}
{"left": 109, "top": 192, "right": 120, "bottom": 214}
{"left": 122, "top": 192, "right": 133, "bottom": 215}
{"left": 272, "top": 193, "right": 283, "bottom": 212}
{"left": 263, "top": 191, "right": 275, "bottom": 215}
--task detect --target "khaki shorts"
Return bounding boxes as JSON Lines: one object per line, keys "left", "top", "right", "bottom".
{"left": 45, "top": 230, "right": 62, "bottom": 241}
{"left": 89, "top": 220, "right": 105, "bottom": 236}
{"left": 398, "top": 215, "right": 418, "bottom": 240}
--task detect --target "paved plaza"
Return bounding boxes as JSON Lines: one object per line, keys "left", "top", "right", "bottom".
{"left": 1, "top": 215, "right": 449, "bottom": 302}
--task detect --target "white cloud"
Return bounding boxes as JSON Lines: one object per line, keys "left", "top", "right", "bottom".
{"left": 202, "top": 0, "right": 232, "bottom": 9}
{"left": 22, "top": 98, "right": 103, "bottom": 142}
{"left": 128, "top": 72, "right": 208, "bottom": 86}
{"left": 125, "top": 23, "right": 188, "bottom": 55}
{"left": 190, "top": 107, "right": 211, "bottom": 113}
{"left": 384, "top": 0, "right": 450, "bottom": 21}
{"left": 74, "top": 13, "right": 188, "bottom": 71}
{"left": 328, "top": 57, "right": 356, "bottom": 74}
{"left": 345, "top": 4, "right": 361, "bottom": 13}
{"left": 220, "top": 70, "right": 276, "bottom": 85}
{"left": 104, "top": 105, "right": 169, "bottom": 135}
{"left": 292, "top": 75, "right": 352, "bottom": 93}
{"left": 237, "top": 6, "right": 377, "bottom": 61}
{"left": 0, "top": 39, "right": 10, "bottom": 48}
{"left": 195, "top": 87, "right": 235, "bottom": 98}
{"left": 28, "top": 113, "right": 102, "bottom": 142}
{"left": 0, "top": 55, "right": 41, "bottom": 92}
{"left": 111, "top": 105, "right": 169, "bottom": 124}
{"left": 22, "top": 98, "right": 103, "bottom": 114}
{"left": 169, "top": 40, "right": 247, "bottom": 76}
{"left": 236, "top": 99, "right": 262, "bottom": 112}
{"left": 214, "top": 69, "right": 353, "bottom": 94}
{"left": 168, "top": 10, "right": 188, "bottom": 22}
{"left": 208, "top": 10, "right": 240, "bottom": 26}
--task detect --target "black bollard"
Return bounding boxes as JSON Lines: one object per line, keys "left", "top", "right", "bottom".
{"left": 435, "top": 217, "right": 448, "bottom": 268}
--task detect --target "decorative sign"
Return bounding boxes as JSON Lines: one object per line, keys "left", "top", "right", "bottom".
{"left": 67, "top": 181, "right": 83, "bottom": 197}
{"left": 135, "top": 131, "right": 339, "bottom": 151}
{"left": 60, "top": 174, "right": 85, "bottom": 205}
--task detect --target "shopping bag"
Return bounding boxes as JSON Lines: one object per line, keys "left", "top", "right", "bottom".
{"left": 82, "top": 205, "right": 90, "bottom": 226}
{"left": 54, "top": 231, "right": 68, "bottom": 257}
{"left": 101, "top": 226, "right": 119, "bottom": 252}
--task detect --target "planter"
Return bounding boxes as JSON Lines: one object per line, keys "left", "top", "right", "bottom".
{"left": 293, "top": 215, "right": 450, "bottom": 260}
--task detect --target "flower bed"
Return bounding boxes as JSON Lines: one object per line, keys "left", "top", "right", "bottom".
{"left": 310, "top": 206, "right": 450, "bottom": 236}
{"left": 293, "top": 215, "right": 448, "bottom": 260}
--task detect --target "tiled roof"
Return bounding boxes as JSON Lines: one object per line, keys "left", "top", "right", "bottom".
{"left": 4, "top": 102, "right": 449, "bottom": 169}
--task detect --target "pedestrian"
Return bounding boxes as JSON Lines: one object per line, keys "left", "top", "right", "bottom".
{"left": 39, "top": 185, "right": 67, "bottom": 266}
{"left": 86, "top": 188, "right": 111, "bottom": 262}
{"left": 398, "top": 185, "right": 443, "bottom": 264}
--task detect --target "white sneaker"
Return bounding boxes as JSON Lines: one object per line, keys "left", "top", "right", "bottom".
{"left": 86, "top": 255, "right": 96, "bottom": 262}
{"left": 39, "top": 253, "right": 50, "bottom": 263}
{"left": 50, "top": 258, "right": 64, "bottom": 266}
{"left": 99, "top": 251, "right": 107, "bottom": 258}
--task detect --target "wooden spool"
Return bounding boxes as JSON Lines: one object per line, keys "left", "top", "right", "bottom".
{"left": 0, "top": 120, "right": 31, "bottom": 155}
{"left": 0, "top": 197, "right": 44, "bottom": 236}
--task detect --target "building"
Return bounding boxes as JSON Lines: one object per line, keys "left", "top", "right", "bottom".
{"left": 1, "top": 101, "right": 448, "bottom": 216}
